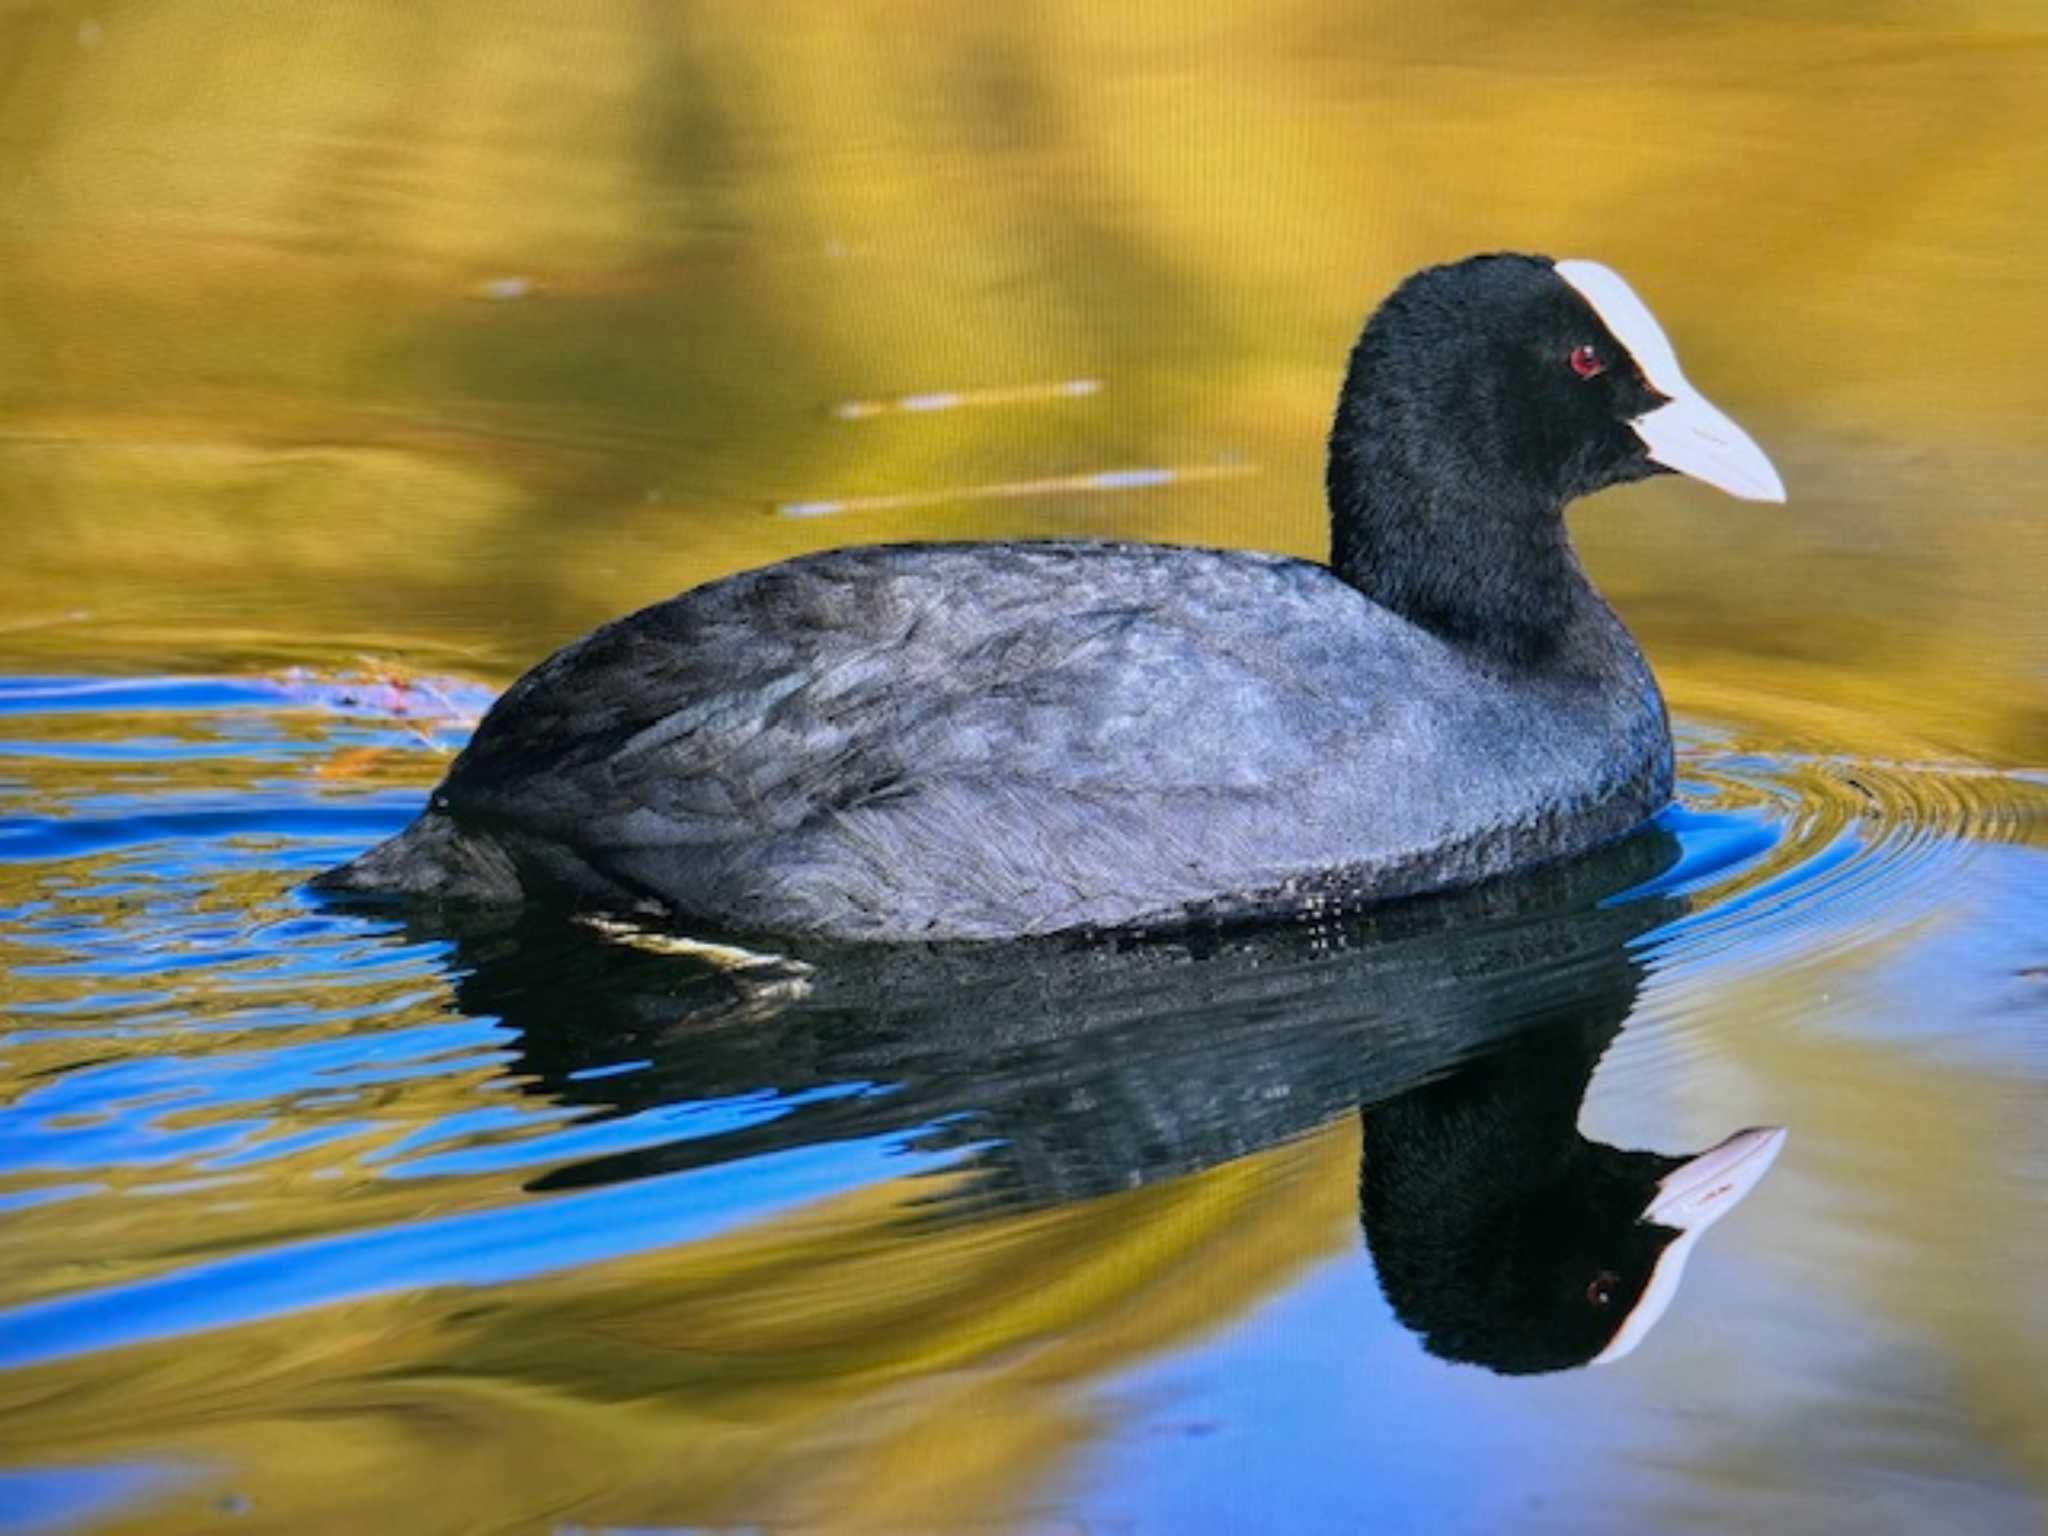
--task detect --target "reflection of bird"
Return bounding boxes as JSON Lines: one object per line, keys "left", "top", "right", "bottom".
{"left": 1361, "top": 1007, "right": 1783, "bottom": 1375}
{"left": 414, "top": 829, "right": 1783, "bottom": 1372}
{"left": 312, "top": 255, "right": 1784, "bottom": 941}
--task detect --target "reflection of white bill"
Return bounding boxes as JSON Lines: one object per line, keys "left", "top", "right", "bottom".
{"left": 1595, "top": 1125, "right": 1789, "bottom": 1364}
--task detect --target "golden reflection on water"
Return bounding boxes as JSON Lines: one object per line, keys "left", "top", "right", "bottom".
{"left": 2, "top": 1113, "right": 1352, "bottom": 1531}
{"left": 1, "top": 2, "right": 2044, "bottom": 755}
{"left": 2, "top": 3, "right": 2047, "bottom": 1530}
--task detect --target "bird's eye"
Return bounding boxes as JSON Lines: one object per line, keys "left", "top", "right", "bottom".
{"left": 1568, "top": 344, "right": 1606, "bottom": 380}
{"left": 1586, "top": 1270, "right": 1620, "bottom": 1307}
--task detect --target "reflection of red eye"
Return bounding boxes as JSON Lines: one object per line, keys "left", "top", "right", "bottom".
{"left": 1586, "top": 1270, "right": 1620, "bottom": 1307}
{"left": 1569, "top": 344, "right": 1606, "bottom": 380}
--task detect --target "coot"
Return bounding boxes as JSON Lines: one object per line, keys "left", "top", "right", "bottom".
{"left": 312, "top": 254, "right": 1784, "bottom": 940}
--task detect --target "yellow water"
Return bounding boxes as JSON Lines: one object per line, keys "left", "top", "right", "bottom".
{"left": 2, "top": 1, "right": 2044, "bottom": 754}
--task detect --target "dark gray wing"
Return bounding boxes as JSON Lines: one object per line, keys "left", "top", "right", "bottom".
{"left": 431, "top": 541, "right": 1562, "bottom": 935}
{"left": 443, "top": 542, "right": 1392, "bottom": 841}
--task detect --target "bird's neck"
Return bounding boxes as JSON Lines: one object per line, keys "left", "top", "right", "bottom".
{"left": 1327, "top": 443, "right": 1614, "bottom": 671}
{"left": 1362, "top": 1036, "right": 1594, "bottom": 1240}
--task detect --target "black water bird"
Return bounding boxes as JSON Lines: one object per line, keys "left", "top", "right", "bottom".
{"left": 422, "top": 834, "right": 1785, "bottom": 1372}
{"left": 313, "top": 255, "right": 1784, "bottom": 940}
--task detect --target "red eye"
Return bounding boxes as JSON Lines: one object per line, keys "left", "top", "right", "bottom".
{"left": 1569, "top": 344, "right": 1606, "bottom": 380}
{"left": 1586, "top": 1270, "right": 1620, "bottom": 1307}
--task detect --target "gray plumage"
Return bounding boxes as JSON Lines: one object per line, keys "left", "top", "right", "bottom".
{"left": 324, "top": 540, "right": 1668, "bottom": 938}
{"left": 311, "top": 253, "right": 1770, "bottom": 941}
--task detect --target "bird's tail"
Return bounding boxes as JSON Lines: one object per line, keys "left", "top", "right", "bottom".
{"left": 306, "top": 808, "right": 524, "bottom": 903}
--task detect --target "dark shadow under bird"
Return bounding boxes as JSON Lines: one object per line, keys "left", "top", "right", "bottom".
{"left": 403, "top": 826, "right": 1785, "bottom": 1373}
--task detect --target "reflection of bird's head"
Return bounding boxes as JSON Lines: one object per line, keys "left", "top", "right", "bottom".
{"left": 1361, "top": 1023, "right": 1784, "bottom": 1375}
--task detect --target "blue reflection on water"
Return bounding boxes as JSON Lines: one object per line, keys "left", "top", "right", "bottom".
{"left": 0, "top": 801, "right": 414, "bottom": 864}
{"left": 370, "top": 1079, "right": 899, "bottom": 1179}
{"left": 2, "top": 667, "right": 2036, "bottom": 1504}
{"left": 1619, "top": 802, "right": 1781, "bottom": 904}
{"left": 0, "top": 1461, "right": 197, "bottom": 1535}
{"left": 0, "top": 1122, "right": 972, "bottom": 1372}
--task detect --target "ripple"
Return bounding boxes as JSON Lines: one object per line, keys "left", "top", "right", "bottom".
{"left": 0, "top": 673, "right": 2041, "bottom": 1383}
{"left": 0, "top": 1124, "right": 975, "bottom": 1373}
{"left": 0, "top": 672, "right": 492, "bottom": 724}
{"left": 1644, "top": 743, "right": 2048, "bottom": 975}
